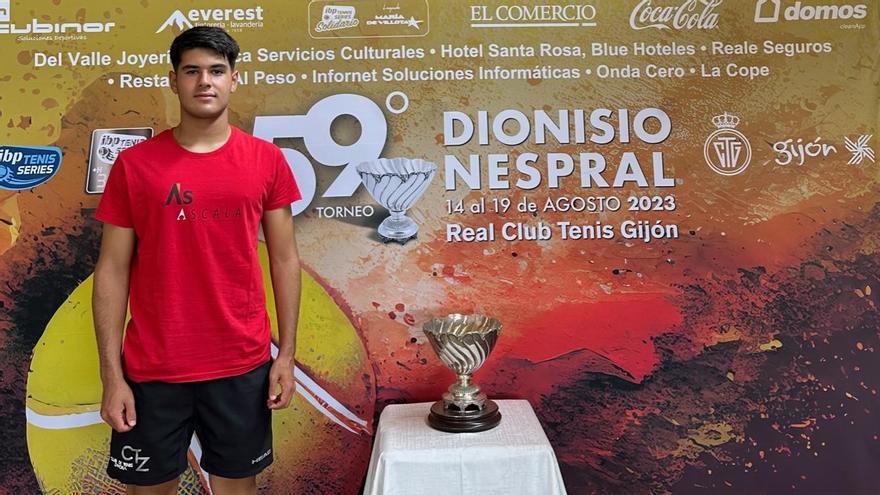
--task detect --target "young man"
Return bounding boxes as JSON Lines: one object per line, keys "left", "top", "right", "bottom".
{"left": 93, "top": 27, "right": 301, "bottom": 495}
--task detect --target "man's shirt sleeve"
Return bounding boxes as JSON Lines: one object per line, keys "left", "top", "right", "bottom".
{"left": 95, "top": 155, "right": 134, "bottom": 228}
{"left": 264, "top": 150, "right": 302, "bottom": 211}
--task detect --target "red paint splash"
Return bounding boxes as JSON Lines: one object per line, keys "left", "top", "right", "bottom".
{"left": 504, "top": 296, "right": 682, "bottom": 383}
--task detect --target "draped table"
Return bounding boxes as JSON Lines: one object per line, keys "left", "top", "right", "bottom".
{"left": 363, "top": 399, "right": 567, "bottom": 495}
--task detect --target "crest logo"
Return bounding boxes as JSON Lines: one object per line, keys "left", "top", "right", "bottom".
{"left": 704, "top": 113, "right": 751, "bottom": 176}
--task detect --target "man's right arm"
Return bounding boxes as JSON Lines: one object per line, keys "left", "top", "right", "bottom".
{"left": 93, "top": 223, "right": 137, "bottom": 432}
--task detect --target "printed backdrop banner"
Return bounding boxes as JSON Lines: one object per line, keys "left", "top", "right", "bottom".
{"left": 1, "top": 0, "right": 878, "bottom": 493}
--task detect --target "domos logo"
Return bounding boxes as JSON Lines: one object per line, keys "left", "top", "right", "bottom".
{"left": 754, "top": 0, "right": 868, "bottom": 23}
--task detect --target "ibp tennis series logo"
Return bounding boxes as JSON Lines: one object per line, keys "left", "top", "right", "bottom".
{"left": 315, "top": 5, "right": 359, "bottom": 32}
{"left": 0, "top": 145, "right": 63, "bottom": 191}
{"left": 86, "top": 128, "right": 153, "bottom": 194}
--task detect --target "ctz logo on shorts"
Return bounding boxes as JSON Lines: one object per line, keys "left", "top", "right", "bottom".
{"left": 754, "top": 0, "right": 868, "bottom": 23}
{"left": 156, "top": 6, "right": 264, "bottom": 33}
{"left": 0, "top": 145, "right": 63, "bottom": 191}
{"left": 110, "top": 445, "right": 150, "bottom": 472}
{"left": 704, "top": 112, "right": 751, "bottom": 176}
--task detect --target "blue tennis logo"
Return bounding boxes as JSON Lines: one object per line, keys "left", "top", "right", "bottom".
{"left": 0, "top": 145, "right": 63, "bottom": 191}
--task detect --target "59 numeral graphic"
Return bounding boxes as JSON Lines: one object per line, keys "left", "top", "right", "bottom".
{"left": 252, "top": 94, "right": 388, "bottom": 216}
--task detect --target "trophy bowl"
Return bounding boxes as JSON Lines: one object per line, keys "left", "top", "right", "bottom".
{"left": 356, "top": 158, "right": 437, "bottom": 244}
{"left": 422, "top": 314, "right": 503, "bottom": 433}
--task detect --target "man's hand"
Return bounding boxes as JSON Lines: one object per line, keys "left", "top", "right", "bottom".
{"left": 267, "top": 357, "right": 295, "bottom": 409}
{"left": 100, "top": 378, "right": 137, "bottom": 432}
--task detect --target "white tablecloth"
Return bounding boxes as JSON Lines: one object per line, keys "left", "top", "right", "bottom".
{"left": 363, "top": 399, "right": 567, "bottom": 495}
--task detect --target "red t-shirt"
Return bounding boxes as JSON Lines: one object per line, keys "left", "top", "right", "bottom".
{"left": 95, "top": 127, "right": 301, "bottom": 383}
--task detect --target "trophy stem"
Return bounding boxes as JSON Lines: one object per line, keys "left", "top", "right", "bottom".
{"left": 377, "top": 209, "right": 418, "bottom": 243}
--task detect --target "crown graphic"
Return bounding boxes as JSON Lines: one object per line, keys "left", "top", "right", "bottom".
{"left": 712, "top": 112, "right": 740, "bottom": 129}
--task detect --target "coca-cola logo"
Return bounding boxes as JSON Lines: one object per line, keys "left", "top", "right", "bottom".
{"left": 630, "top": 0, "right": 722, "bottom": 30}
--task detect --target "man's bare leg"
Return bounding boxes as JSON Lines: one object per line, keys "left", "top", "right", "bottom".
{"left": 126, "top": 478, "right": 178, "bottom": 495}
{"left": 210, "top": 474, "right": 257, "bottom": 495}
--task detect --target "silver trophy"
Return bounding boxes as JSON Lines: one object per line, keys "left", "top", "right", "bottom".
{"left": 356, "top": 158, "right": 436, "bottom": 244}
{"left": 422, "top": 314, "right": 503, "bottom": 432}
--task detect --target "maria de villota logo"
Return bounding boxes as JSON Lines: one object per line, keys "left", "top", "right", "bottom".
{"left": 704, "top": 112, "right": 752, "bottom": 176}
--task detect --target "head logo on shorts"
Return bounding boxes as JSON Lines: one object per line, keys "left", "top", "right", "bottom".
{"left": 0, "top": 145, "right": 63, "bottom": 191}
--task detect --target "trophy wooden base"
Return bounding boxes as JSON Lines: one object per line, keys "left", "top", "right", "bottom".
{"left": 427, "top": 399, "right": 502, "bottom": 433}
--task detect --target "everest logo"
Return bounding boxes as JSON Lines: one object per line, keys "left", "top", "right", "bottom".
{"left": 156, "top": 10, "right": 193, "bottom": 33}
{"left": 155, "top": 7, "right": 264, "bottom": 34}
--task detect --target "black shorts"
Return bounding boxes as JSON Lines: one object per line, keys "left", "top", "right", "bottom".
{"left": 107, "top": 361, "right": 273, "bottom": 486}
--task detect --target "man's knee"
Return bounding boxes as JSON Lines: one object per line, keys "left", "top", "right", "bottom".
{"left": 126, "top": 476, "right": 179, "bottom": 495}
{"left": 209, "top": 474, "right": 257, "bottom": 495}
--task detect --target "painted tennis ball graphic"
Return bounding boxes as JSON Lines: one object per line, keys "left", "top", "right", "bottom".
{"left": 26, "top": 242, "right": 374, "bottom": 494}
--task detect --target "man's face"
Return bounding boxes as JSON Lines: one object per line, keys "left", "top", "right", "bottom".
{"left": 169, "top": 48, "right": 238, "bottom": 120}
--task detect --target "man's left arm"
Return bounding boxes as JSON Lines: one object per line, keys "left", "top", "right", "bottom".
{"left": 262, "top": 205, "right": 301, "bottom": 409}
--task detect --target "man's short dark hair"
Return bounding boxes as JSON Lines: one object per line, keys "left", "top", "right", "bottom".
{"left": 169, "top": 26, "right": 240, "bottom": 70}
